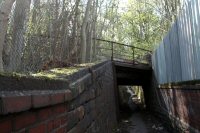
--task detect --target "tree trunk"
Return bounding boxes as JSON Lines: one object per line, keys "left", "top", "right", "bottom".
{"left": 91, "top": 0, "right": 98, "bottom": 62}
{"left": 24, "top": 0, "right": 40, "bottom": 71}
{"left": 69, "top": 0, "right": 80, "bottom": 63}
{"left": 86, "top": 0, "right": 97, "bottom": 62}
{"left": 80, "top": 0, "right": 92, "bottom": 63}
{"left": 60, "top": 12, "right": 69, "bottom": 61}
{"left": 0, "top": 0, "right": 15, "bottom": 71}
{"left": 86, "top": 23, "right": 92, "bottom": 62}
{"left": 32, "top": 0, "right": 40, "bottom": 24}
{"left": 50, "top": 0, "right": 59, "bottom": 60}
{"left": 9, "top": 0, "right": 31, "bottom": 72}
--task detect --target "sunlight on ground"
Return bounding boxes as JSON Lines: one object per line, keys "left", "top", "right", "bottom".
{"left": 32, "top": 63, "right": 96, "bottom": 79}
{"left": 32, "top": 67, "right": 80, "bottom": 79}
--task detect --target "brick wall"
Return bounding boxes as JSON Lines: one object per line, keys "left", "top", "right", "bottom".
{"left": 143, "top": 74, "right": 200, "bottom": 133}
{"left": 0, "top": 61, "right": 118, "bottom": 133}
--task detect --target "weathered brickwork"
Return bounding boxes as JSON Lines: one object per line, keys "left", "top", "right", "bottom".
{"left": 0, "top": 61, "right": 117, "bottom": 133}
{"left": 144, "top": 75, "right": 200, "bottom": 133}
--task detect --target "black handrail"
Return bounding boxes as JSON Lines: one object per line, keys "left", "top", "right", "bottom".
{"left": 95, "top": 38, "right": 151, "bottom": 64}
{"left": 94, "top": 38, "right": 152, "bottom": 52}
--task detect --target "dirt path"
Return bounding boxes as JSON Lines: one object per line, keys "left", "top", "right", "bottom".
{"left": 115, "top": 111, "right": 169, "bottom": 133}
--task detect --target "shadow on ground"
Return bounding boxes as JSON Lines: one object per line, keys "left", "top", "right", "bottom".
{"left": 114, "top": 110, "right": 169, "bottom": 133}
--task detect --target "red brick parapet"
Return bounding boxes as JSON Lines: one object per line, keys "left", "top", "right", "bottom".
{"left": 0, "top": 61, "right": 117, "bottom": 133}
{"left": 0, "top": 90, "right": 72, "bottom": 114}
{"left": 144, "top": 75, "right": 200, "bottom": 133}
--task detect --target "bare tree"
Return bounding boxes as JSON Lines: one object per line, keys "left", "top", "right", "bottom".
{"left": 0, "top": 0, "right": 15, "bottom": 71}
{"left": 86, "top": 0, "right": 98, "bottom": 62}
{"left": 80, "top": 0, "right": 92, "bottom": 63}
{"left": 8, "top": 0, "right": 31, "bottom": 71}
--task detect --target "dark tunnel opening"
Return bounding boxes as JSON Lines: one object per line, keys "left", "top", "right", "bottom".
{"left": 118, "top": 86, "right": 146, "bottom": 119}
{"left": 114, "top": 84, "right": 169, "bottom": 133}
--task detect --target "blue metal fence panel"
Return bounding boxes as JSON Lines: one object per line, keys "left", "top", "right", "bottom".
{"left": 182, "top": 2, "right": 196, "bottom": 81}
{"left": 177, "top": 9, "right": 187, "bottom": 82}
{"left": 155, "top": 49, "right": 160, "bottom": 83}
{"left": 169, "top": 22, "right": 182, "bottom": 82}
{"left": 192, "top": 0, "right": 200, "bottom": 79}
{"left": 159, "top": 42, "right": 167, "bottom": 84}
{"left": 157, "top": 45, "right": 162, "bottom": 84}
{"left": 186, "top": 2, "right": 196, "bottom": 80}
{"left": 152, "top": 0, "right": 200, "bottom": 84}
{"left": 163, "top": 33, "right": 173, "bottom": 83}
{"left": 152, "top": 51, "right": 159, "bottom": 82}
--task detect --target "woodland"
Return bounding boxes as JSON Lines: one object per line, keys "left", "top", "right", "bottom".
{"left": 0, "top": 0, "right": 183, "bottom": 73}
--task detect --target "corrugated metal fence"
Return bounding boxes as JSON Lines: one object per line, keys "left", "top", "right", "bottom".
{"left": 152, "top": 0, "right": 200, "bottom": 84}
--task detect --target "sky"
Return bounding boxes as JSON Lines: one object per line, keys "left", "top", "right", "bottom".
{"left": 119, "top": 0, "right": 129, "bottom": 7}
{"left": 118, "top": 0, "right": 129, "bottom": 13}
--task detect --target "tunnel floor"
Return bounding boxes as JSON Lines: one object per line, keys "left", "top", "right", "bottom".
{"left": 115, "top": 110, "right": 169, "bottom": 133}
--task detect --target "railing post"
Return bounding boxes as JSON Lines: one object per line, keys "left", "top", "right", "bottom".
{"left": 111, "top": 42, "right": 114, "bottom": 61}
{"left": 132, "top": 47, "right": 135, "bottom": 63}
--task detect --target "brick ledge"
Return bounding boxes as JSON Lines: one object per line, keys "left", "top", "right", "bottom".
{"left": 0, "top": 90, "right": 72, "bottom": 115}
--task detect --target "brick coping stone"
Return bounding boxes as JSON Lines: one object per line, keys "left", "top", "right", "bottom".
{"left": 0, "top": 61, "right": 110, "bottom": 115}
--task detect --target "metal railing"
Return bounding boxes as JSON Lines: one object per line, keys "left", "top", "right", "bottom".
{"left": 95, "top": 38, "right": 152, "bottom": 64}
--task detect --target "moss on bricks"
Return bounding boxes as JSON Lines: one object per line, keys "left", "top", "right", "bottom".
{"left": 32, "top": 67, "right": 80, "bottom": 79}
{"left": 32, "top": 62, "right": 96, "bottom": 80}
{"left": 0, "top": 62, "right": 97, "bottom": 81}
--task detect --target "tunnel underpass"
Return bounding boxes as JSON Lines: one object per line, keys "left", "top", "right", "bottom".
{"left": 0, "top": 60, "right": 199, "bottom": 133}
{"left": 114, "top": 62, "right": 169, "bottom": 133}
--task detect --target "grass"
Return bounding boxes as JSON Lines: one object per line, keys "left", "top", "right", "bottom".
{"left": 32, "top": 67, "right": 81, "bottom": 79}
{"left": 31, "top": 63, "right": 96, "bottom": 79}
{"left": 0, "top": 62, "right": 99, "bottom": 80}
